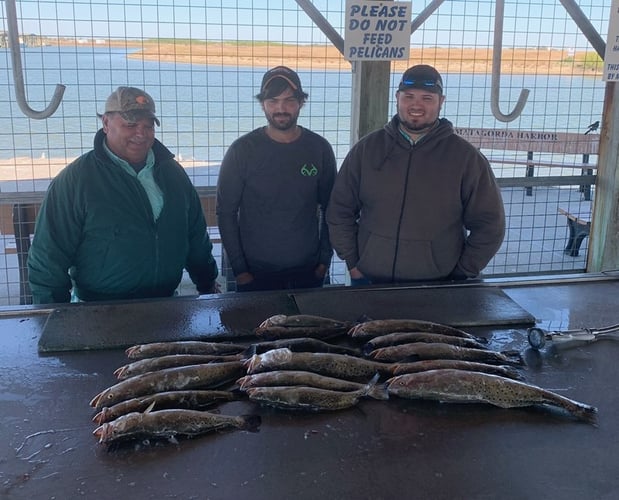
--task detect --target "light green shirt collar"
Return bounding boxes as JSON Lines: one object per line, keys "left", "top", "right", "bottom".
{"left": 102, "top": 141, "right": 163, "bottom": 221}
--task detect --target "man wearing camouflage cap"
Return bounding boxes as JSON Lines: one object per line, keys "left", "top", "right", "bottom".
{"left": 28, "top": 86, "right": 219, "bottom": 304}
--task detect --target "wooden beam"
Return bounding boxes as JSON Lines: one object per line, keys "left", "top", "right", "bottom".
{"left": 350, "top": 60, "right": 391, "bottom": 144}
{"left": 588, "top": 82, "right": 619, "bottom": 272}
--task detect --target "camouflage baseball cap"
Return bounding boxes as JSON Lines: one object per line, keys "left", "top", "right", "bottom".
{"left": 100, "top": 86, "right": 160, "bottom": 125}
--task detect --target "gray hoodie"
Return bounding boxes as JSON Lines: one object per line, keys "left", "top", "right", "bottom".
{"left": 326, "top": 116, "right": 505, "bottom": 283}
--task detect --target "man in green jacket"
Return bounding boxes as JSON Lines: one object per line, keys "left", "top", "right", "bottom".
{"left": 28, "top": 86, "right": 219, "bottom": 304}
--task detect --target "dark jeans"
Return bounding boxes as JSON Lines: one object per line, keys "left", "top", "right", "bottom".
{"left": 236, "top": 268, "right": 327, "bottom": 292}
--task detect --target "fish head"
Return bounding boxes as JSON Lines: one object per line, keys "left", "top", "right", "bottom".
{"left": 258, "top": 315, "right": 287, "bottom": 328}
{"left": 90, "top": 387, "right": 120, "bottom": 409}
{"left": 236, "top": 375, "right": 251, "bottom": 389}
{"left": 246, "top": 348, "right": 293, "bottom": 374}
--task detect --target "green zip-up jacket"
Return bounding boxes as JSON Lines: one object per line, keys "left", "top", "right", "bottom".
{"left": 28, "top": 129, "right": 218, "bottom": 304}
{"left": 327, "top": 116, "right": 505, "bottom": 283}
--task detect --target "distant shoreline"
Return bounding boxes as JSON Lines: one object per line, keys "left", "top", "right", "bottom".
{"left": 48, "top": 39, "right": 602, "bottom": 76}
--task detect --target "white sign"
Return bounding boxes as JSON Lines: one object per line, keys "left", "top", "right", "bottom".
{"left": 344, "top": 0, "right": 412, "bottom": 61}
{"left": 604, "top": 0, "right": 619, "bottom": 81}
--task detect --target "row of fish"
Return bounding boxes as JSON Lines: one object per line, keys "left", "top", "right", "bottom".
{"left": 90, "top": 315, "right": 598, "bottom": 446}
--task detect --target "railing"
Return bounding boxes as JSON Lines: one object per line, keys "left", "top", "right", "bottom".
{"left": 0, "top": 128, "right": 601, "bottom": 305}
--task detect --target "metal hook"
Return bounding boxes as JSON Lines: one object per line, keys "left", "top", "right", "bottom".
{"left": 5, "top": 0, "right": 66, "bottom": 119}
{"left": 491, "top": 0, "right": 529, "bottom": 122}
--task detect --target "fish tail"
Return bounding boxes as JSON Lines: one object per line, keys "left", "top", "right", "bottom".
{"left": 504, "top": 367, "right": 527, "bottom": 381}
{"left": 229, "top": 387, "right": 245, "bottom": 398}
{"left": 242, "top": 344, "right": 258, "bottom": 360}
{"left": 239, "top": 414, "right": 262, "bottom": 432}
{"left": 364, "top": 373, "right": 389, "bottom": 400}
{"left": 567, "top": 402, "right": 598, "bottom": 425}
{"left": 368, "top": 382, "right": 390, "bottom": 401}
{"left": 500, "top": 349, "right": 525, "bottom": 365}
{"left": 361, "top": 342, "right": 375, "bottom": 357}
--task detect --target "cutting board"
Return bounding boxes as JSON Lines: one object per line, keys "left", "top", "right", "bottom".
{"left": 293, "top": 284, "right": 536, "bottom": 327}
{"left": 38, "top": 292, "right": 298, "bottom": 352}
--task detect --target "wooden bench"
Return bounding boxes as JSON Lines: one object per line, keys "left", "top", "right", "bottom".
{"left": 455, "top": 128, "right": 599, "bottom": 199}
{"left": 558, "top": 207, "right": 591, "bottom": 257}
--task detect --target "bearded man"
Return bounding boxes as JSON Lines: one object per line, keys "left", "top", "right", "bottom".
{"left": 216, "top": 66, "right": 336, "bottom": 291}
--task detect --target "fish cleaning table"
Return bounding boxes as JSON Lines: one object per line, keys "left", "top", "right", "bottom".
{"left": 2, "top": 279, "right": 619, "bottom": 500}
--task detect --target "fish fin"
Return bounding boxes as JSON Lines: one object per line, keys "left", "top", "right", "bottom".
{"left": 356, "top": 314, "right": 374, "bottom": 323}
{"left": 242, "top": 344, "right": 258, "bottom": 360}
{"left": 144, "top": 401, "right": 156, "bottom": 413}
{"left": 240, "top": 414, "right": 262, "bottom": 432}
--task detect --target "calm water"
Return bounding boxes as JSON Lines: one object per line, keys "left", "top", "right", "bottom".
{"left": 0, "top": 46, "right": 607, "bottom": 163}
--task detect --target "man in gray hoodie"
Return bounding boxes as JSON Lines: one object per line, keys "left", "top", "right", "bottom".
{"left": 327, "top": 64, "right": 505, "bottom": 285}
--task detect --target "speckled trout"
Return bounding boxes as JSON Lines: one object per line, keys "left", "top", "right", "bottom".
{"left": 387, "top": 369, "right": 597, "bottom": 424}
{"left": 245, "top": 348, "right": 394, "bottom": 381}
{"left": 392, "top": 359, "right": 524, "bottom": 380}
{"left": 125, "top": 341, "right": 245, "bottom": 359}
{"left": 363, "top": 331, "right": 488, "bottom": 354}
{"left": 114, "top": 354, "right": 243, "bottom": 380}
{"left": 246, "top": 373, "right": 386, "bottom": 411}
{"left": 367, "top": 342, "right": 522, "bottom": 365}
{"left": 93, "top": 409, "right": 260, "bottom": 444}
{"left": 92, "top": 389, "right": 239, "bottom": 425}
{"left": 255, "top": 315, "right": 351, "bottom": 340}
{"left": 349, "top": 319, "right": 482, "bottom": 340}
{"left": 90, "top": 361, "right": 244, "bottom": 409}
{"left": 237, "top": 370, "right": 389, "bottom": 400}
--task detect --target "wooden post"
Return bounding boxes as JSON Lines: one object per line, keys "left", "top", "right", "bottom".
{"left": 350, "top": 60, "right": 392, "bottom": 144}
{"left": 587, "top": 82, "right": 619, "bottom": 272}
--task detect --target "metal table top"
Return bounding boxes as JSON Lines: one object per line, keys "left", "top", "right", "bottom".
{"left": 2, "top": 279, "right": 619, "bottom": 500}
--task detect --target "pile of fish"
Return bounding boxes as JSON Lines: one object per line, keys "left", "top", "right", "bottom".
{"left": 89, "top": 314, "right": 598, "bottom": 447}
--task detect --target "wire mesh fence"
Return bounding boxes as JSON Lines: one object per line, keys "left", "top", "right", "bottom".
{"left": 0, "top": 0, "right": 609, "bottom": 305}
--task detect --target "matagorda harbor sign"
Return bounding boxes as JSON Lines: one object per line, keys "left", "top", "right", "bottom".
{"left": 344, "top": 0, "right": 412, "bottom": 61}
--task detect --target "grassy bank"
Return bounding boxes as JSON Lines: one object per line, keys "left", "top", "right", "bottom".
{"left": 49, "top": 38, "right": 602, "bottom": 75}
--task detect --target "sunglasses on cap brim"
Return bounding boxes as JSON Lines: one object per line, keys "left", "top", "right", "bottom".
{"left": 401, "top": 79, "right": 443, "bottom": 91}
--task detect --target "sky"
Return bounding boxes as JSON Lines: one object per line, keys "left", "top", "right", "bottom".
{"left": 2, "top": 0, "right": 612, "bottom": 51}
